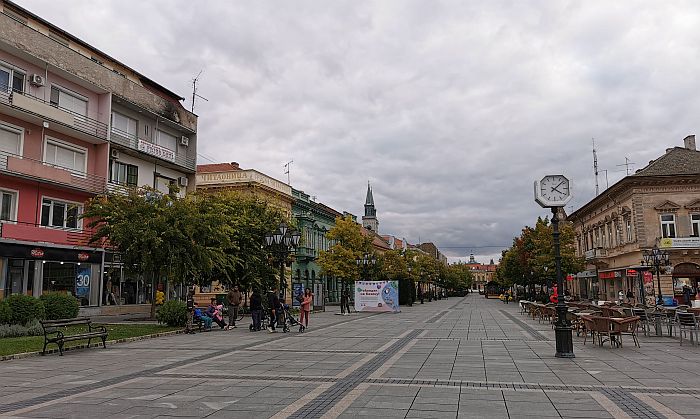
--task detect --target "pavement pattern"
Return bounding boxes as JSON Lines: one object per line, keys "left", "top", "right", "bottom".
{"left": 1, "top": 295, "right": 700, "bottom": 418}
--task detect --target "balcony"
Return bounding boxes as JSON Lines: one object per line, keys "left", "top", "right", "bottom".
{"left": 0, "top": 89, "right": 108, "bottom": 141}
{"left": 110, "top": 129, "right": 196, "bottom": 172}
{"left": 0, "top": 150, "right": 106, "bottom": 194}
{"left": 0, "top": 220, "right": 105, "bottom": 249}
{"left": 294, "top": 246, "right": 317, "bottom": 261}
{"left": 584, "top": 248, "right": 607, "bottom": 261}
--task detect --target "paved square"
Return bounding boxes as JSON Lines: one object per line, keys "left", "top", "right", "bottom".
{"left": 1, "top": 296, "right": 699, "bottom": 418}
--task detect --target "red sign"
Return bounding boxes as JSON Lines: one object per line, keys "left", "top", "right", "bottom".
{"left": 30, "top": 248, "right": 44, "bottom": 258}
{"left": 78, "top": 252, "right": 89, "bottom": 262}
{"left": 599, "top": 271, "right": 618, "bottom": 279}
{"left": 627, "top": 269, "right": 637, "bottom": 276}
{"left": 643, "top": 271, "right": 653, "bottom": 284}
{"left": 566, "top": 274, "right": 574, "bottom": 281}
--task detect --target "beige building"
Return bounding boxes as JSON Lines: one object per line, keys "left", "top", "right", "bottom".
{"left": 195, "top": 162, "right": 293, "bottom": 217}
{"left": 568, "top": 136, "right": 700, "bottom": 305}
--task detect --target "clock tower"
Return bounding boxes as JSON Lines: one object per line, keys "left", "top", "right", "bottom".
{"left": 362, "top": 182, "right": 379, "bottom": 233}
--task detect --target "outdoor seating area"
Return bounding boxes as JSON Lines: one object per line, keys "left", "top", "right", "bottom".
{"left": 518, "top": 299, "right": 700, "bottom": 347}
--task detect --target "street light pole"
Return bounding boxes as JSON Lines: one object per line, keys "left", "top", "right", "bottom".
{"left": 643, "top": 245, "right": 669, "bottom": 306}
{"left": 265, "top": 222, "right": 301, "bottom": 300}
{"left": 552, "top": 207, "right": 575, "bottom": 358}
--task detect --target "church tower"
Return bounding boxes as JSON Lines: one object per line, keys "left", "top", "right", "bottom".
{"left": 362, "top": 182, "right": 379, "bottom": 233}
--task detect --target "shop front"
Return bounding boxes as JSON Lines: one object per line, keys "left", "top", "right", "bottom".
{"left": 672, "top": 262, "right": 700, "bottom": 305}
{"left": 0, "top": 242, "right": 103, "bottom": 306}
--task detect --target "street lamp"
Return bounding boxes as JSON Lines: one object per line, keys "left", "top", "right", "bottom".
{"left": 264, "top": 222, "right": 301, "bottom": 299}
{"left": 355, "top": 253, "right": 376, "bottom": 280}
{"left": 642, "top": 245, "right": 670, "bottom": 306}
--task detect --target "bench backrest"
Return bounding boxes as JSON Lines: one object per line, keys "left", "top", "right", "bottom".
{"left": 40, "top": 317, "right": 92, "bottom": 329}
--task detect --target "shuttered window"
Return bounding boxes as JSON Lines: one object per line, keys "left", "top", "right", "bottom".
{"left": 50, "top": 86, "right": 87, "bottom": 116}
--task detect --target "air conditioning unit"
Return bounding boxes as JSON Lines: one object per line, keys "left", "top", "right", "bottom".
{"left": 180, "top": 136, "right": 189, "bottom": 146}
{"left": 110, "top": 149, "right": 120, "bottom": 159}
{"left": 178, "top": 176, "right": 189, "bottom": 187}
{"left": 29, "top": 74, "right": 45, "bottom": 87}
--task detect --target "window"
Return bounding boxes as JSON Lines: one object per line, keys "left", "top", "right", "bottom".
{"left": 154, "top": 175, "right": 175, "bottom": 195}
{"left": 0, "top": 190, "right": 17, "bottom": 221}
{"left": 625, "top": 218, "right": 633, "bottom": 243}
{"left": 50, "top": 86, "right": 87, "bottom": 116}
{"left": 691, "top": 214, "right": 700, "bottom": 237}
{"left": 41, "top": 198, "right": 80, "bottom": 229}
{"left": 0, "top": 123, "right": 22, "bottom": 155}
{"left": 0, "top": 64, "right": 24, "bottom": 93}
{"left": 607, "top": 224, "right": 613, "bottom": 248}
{"left": 44, "top": 138, "right": 86, "bottom": 174}
{"left": 110, "top": 160, "right": 138, "bottom": 186}
{"left": 660, "top": 214, "right": 676, "bottom": 238}
{"left": 156, "top": 130, "right": 177, "bottom": 151}
{"left": 594, "top": 229, "right": 599, "bottom": 248}
{"left": 111, "top": 112, "right": 137, "bottom": 138}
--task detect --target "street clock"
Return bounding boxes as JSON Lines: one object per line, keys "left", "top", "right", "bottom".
{"left": 534, "top": 174, "right": 572, "bottom": 208}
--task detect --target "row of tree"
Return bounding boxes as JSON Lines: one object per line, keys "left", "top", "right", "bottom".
{"left": 494, "top": 215, "right": 584, "bottom": 299}
{"left": 84, "top": 189, "right": 474, "bottom": 316}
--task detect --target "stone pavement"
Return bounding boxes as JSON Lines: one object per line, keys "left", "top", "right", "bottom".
{"left": 1, "top": 295, "right": 700, "bottom": 418}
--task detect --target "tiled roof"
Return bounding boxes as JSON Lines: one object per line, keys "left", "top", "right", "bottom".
{"left": 197, "top": 162, "right": 241, "bottom": 173}
{"left": 633, "top": 147, "right": 700, "bottom": 177}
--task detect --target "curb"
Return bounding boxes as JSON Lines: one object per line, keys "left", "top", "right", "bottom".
{"left": 0, "top": 329, "right": 184, "bottom": 362}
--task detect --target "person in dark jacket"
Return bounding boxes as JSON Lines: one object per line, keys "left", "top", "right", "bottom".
{"left": 250, "top": 289, "right": 263, "bottom": 331}
{"left": 267, "top": 289, "right": 280, "bottom": 332}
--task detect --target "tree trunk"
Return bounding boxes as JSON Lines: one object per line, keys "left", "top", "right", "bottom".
{"left": 150, "top": 269, "right": 158, "bottom": 319}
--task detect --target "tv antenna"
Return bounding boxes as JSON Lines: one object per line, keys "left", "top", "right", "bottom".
{"left": 616, "top": 156, "right": 635, "bottom": 176}
{"left": 593, "top": 139, "right": 600, "bottom": 196}
{"left": 284, "top": 160, "right": 293, "bottom": 185}
{"left": 190, "top": 70, "right": 209, "bottom": 113}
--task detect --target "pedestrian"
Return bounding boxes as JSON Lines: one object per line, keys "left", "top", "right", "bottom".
{"left": 267, "top": 288, "right": 280, "bottom": 333}
{"left": 194, "top": 303, "right": 213, "bottom": 330}
{"left": 250, "top": 289, "right": 263, "bottom": 331}
{"left": 185, "top": 288, "right": 195, "bottom": 334}
{"left": 226, "top": 285, "right": 243, "bottom": 330}
{"left": 341, "top": 289, "right": 351, "bottom": 315}
{"left": 683, "top": 285, "right": 692, "bottom": 306}
{"left": 300, "top": 288, "right": 313, "bottom": 328}
{"left": 618, "top": 290, "right": 625, "bottom": 304}
{"left": 550, "top": 285, "right": 558, "bottom": 304}
{"left": 206, "top": 298, "right": 227, "bottom": 329}
{"left": 626, "top": 289, "right": 634, "bottom": 304}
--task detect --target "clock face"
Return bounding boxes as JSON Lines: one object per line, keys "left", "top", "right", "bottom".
{"left": 534, "top": 175, "right": 572, "bottom": 207}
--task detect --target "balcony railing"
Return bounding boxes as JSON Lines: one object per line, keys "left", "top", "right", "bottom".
{"left": 0, "top": 220, "right": 105, "bottom": 249}
{"left": 0, "top": 150, "right": 106, "bottom": 194}
{"left": 294, "top": 246, "right": 317, "bottom": 260}
{"left": 110, "top": 129, "right": 196, "bottom": 171}
{"left": 0, "top": 87, "right": 108, "bottom": 140}
{"left": 584, "top": 248, "right": 607, "bottom": 260}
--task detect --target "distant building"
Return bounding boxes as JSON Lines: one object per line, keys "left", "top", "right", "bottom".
{"left": 418, "top": 242, "right": 448, "bottom": 266}
{"left": 464, "top": 254, "right": 497, "bottom": 291}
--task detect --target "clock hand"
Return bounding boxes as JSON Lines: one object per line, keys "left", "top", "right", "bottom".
{"left": 551, "top": 181, "right": 565, "bottom": 193}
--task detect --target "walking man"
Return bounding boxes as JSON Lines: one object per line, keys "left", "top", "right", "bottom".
{"left": 267, "top": 288, "right": 280, "bottom": 332}
{"left": 227, "top": 285, "right": 243, "bottom": 330}
{"left": 250, "top": 289, "right": 263, "bottom": 331}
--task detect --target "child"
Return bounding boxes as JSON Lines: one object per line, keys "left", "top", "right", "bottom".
{"left": 194, "top": 303, "right": 213, "bottom": 331}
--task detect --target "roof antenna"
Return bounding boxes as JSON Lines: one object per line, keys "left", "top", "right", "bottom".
{"left": 284, "top": 160, "right": 293, "bottom": 185}
{"left": 593, "top": 139, "right": 599, "bottom": 196}
{"left": 616, "top": 156, "right": 635, "bottom": 176}
{"left": 190, "top": 69, "right": 209, "bottom": 113}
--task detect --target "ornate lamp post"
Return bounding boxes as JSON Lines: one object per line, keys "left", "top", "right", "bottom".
{"left": 264, "top": 221, "right": 301, "bottom": 299}
{"left": 355, "top": 252, "right": 376, "bottom": 280}
{"left": 642, "top": 245, "right": 670, "bottom": 306}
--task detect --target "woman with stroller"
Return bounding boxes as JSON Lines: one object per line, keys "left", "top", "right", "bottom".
{"left": 299, "top": 288, "right": 313, "bottom": 329}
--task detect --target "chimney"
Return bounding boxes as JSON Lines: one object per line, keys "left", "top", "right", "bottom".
{"left": 230, "top": 161, "right": 240, "bottom": 169}
{"left": 683, "top": 135, "right": 696, "bottom": 151}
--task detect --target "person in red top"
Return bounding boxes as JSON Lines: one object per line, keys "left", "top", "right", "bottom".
{"left": 550, "top": 285, "right": 558, "bottom": 304}
{"left": 299, "top": 288, "right": 313, "bottom": 329}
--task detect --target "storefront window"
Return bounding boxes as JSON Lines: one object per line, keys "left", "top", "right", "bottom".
{"left": 42, "top": 262, "right": 92, "bottom": 306}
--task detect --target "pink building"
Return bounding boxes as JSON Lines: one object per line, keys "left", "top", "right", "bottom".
{"left": 0, "top": 1, "right": 198, "bottom": 309}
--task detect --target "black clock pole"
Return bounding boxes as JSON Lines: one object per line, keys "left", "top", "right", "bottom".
{"left": 552, "top": 206, "right": 575, "bottom": 358}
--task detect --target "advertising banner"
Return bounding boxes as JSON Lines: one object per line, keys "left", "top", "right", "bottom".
{"left": 354, "top": 281, "right": 400, "bottom": 313}
{"left": 76, "top": 265, "right": 91, "bottom": 298}
{"left": 292, "top": 283, "right": 304, "bottom": 308}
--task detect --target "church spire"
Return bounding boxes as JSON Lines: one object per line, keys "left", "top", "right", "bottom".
{"left": 362, "top": 181, "right": 379, "bottom": 232}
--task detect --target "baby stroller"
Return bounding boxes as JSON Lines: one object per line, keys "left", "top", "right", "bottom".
{"left": 249, "top": 309, "right": 268, "bottom": 332}
{"left": 281, "top": 303, "right": 305, "bottom": 333}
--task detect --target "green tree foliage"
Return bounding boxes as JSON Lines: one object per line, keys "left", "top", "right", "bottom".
{"left": 445, "top": 263, "right": 474, "bottom": 293}
{"left": 317, "top": 216, "right": 373, "bottom": 290}
{"left": 496, "top": 215, "right": 584, "bottom": 293}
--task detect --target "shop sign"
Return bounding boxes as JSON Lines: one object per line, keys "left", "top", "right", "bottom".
{"left": 599, "top": 271, "right": 621, "bottom": 279}
{"left": 566, "top": 274, "right": 574, "bottom": 281}
{"left": 660, "top": 237, "right": 700, "bottom": 249}
{"left": 76, "top": 265, "right": 91, "bottom": 298}
{"left": 643, "top": 271, "right": 654, "bottom": 284}
{"left": 292, "top": 283, "right": 303, "bottom": 308}
{"left": 627, "top": 269, "right": 638, "bottom": 276}
{"left": 30, "top": 248, "right": 44, "bottom": 258}
{"left": 576, "top": 270, "right": 596, "bottom": 279}
{"left": 137, "top": 139, "right": 175, "bottom": 162}
{"left": 78, "top": 252, "right": 90, "bottom": 262}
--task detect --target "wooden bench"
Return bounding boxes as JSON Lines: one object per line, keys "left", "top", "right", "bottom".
{"left": 40, "top": 318, "right": 108, "bottom": 356}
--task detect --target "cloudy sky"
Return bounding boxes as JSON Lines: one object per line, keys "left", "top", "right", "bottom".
{"left": 17, "top": 0, "right": 700, "bottom": 262}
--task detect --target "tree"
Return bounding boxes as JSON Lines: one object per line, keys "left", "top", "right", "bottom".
{"left": 445, "top": 263, "right": 474, "bottom": 294}
{"left": 317, "top": 215, "right": 373, "bottom": 295}
{"left": 84, "top": 188, "right": 237, "bottom": 318}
